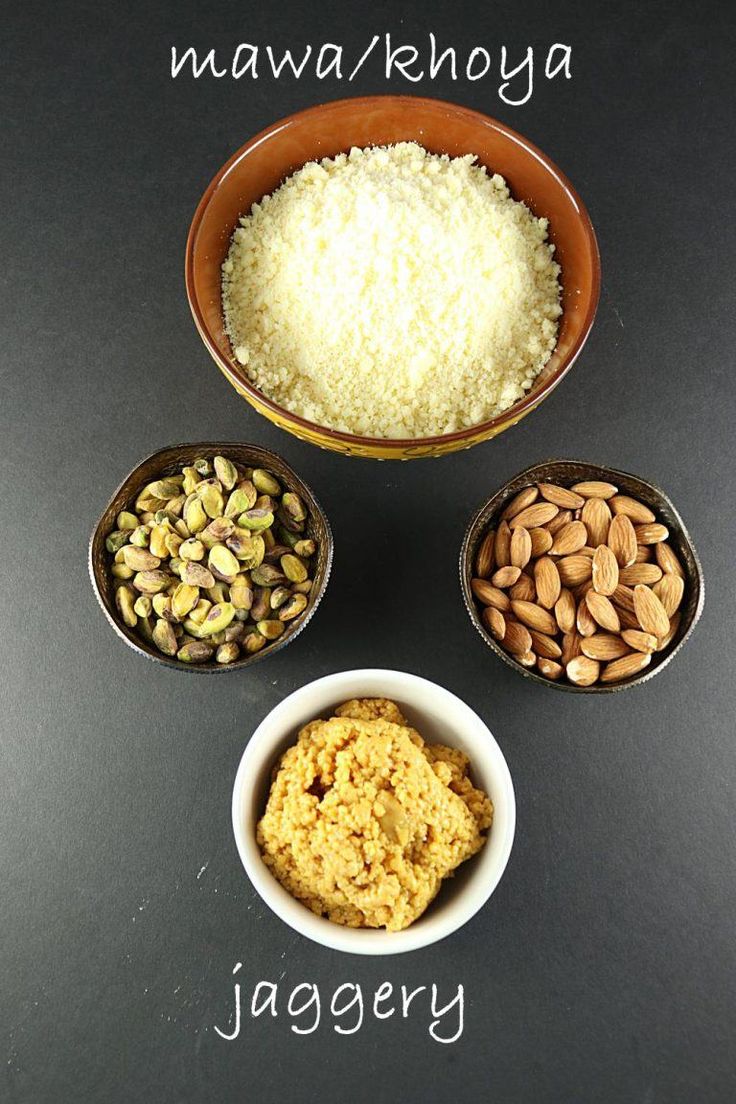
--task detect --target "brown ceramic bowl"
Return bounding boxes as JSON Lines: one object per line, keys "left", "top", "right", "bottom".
{"left": 460, "top": 460, "right": 704, "bottom": 693}
{"left": 89, "top": 443, "right": 333, "bottom": 672}
{"left": 186, "top": 95, "right": 600, "bottom": 459}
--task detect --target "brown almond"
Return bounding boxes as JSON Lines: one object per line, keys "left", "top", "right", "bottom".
{"left": 621, "top": 629, "right": 658, "bottom": 654}
{"left": 566, "top": 655, "right": 600, "bottom": 686}
{"left": 600, "top": 651, "right": 651, "bottom": 683}
{"left": 501, "top": 486, "right": 539, "bottom": 521}
{"left": 571, "top": 480, "right": 618, "bottom": 499}
{"left": 509, "top": 502, "right": 559, "bottom": 530}
{"left": 537, "top": 657, "right": 564, "bottom": 680}
{"left": 517, "top": 650, "right": 537, "bottom": 668}
{"left": 607, "top": 513, "right": 637, "bottom": 568}
{"left": 471, "top": 579, "right": 510, "bottom": 611}
{"left": 529, "top": 527, "right": 554, "bottom": 558}
{"left": 510, "top": 599, "right": 558, "bottom": 635}
{"left": 475, "top": 530, "right": 496, "bottom": 578}
{"left": 653, "top": 573, "right": 684, "bottom": 618}
{"left": 534, "top": 556, "right": 561, "bottom": 609}
{"left": 585, "top": 591, "right": 621, "bottom": 633}
{"left": 554, "top": 588, "right": 577, "bottom": 634}
{"left": 546, "top": 509, "right": 573, "bottom": 536}
{"left": 483, "top": 606, "right": 507, "bottom": 641}
{"left": 619, "top": 563, "right": 663, "bottom": 586}
{"left": 561, "top": 631, "right": 583, "bottom": 665}
{"left": 510, "top": 573, "right": 536, "bottom": 602}
{"left": 655, "top": 612, "right": 681, "bottom": 652}
{"left": 503, "top": 619, "right": 533, "bottom": 655}
{"left": 528, "top": 629, "right": 562, "bottom": 659}
{"left": 609, "top": 495, "right": 655, "bottom": 524}
{"left": 581, "top": 497, "right": 612, "bottom": 548}
{"left": 611, "top": 583, "right": 636, "bottom": 612}
{"left": 510, "top": 527, "right": 533, "bottom": 569}
{"left": 578, "top": 546, "right": 597, "bottom": 557}
{"left": 633, "top": 584, "right": 670, "bottom": 637}
{"left": 492, "top": 565, "right": 522, "bottom": 589}
{"left": 576, "top": 597, "right": 598, "bottom": 637}
{"left": 617, "top": 605, "right": 643, "bottom": 630}
{"left": 634, "top": 523, "right": 669, "bottom": 545}
{"left": 537, "top": 483, "right": 585, "bottom": 509}
{"left": 655, "top": 542, "right": 685, "bottom": 578}
{"left": 495, "top": 520, "right": 512, "bottom": 567}
{"left": 557, "top": 554, "right": 594, "bottom": 587}
{"left": 635, "top": 545, "right": 653, "bottom": 562}
{"left": 581, "top": 633, "right": 631, "bottom": 661}
{"left": 550, "top": 521, "right": 588, "bottom": 556}
{"left": 592, "top": 545, "right": 619, "bottom": 596}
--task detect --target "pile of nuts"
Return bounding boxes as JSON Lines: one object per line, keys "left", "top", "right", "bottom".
{"left": 105, "top": 456, "right": 317, "bottom": 664}
{"left": 471, "top": 479, "right": 686, "bottom": 687}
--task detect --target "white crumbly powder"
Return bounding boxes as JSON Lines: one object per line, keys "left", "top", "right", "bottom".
{"left": 222, "top": 142, "right": 561, "bottom": 439}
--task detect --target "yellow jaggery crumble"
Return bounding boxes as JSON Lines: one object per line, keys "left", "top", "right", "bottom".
{"left": 257, "top": 698, "right": 493, "bottom": 931}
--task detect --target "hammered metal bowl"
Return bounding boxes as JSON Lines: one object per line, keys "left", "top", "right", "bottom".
{"left": 460, "top": 459, "right": 704, "bottom": 693}
{"left": 89, "top": 442, "right": 333, "bottom": 672}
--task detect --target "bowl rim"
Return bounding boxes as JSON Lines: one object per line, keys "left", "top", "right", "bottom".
{"left": 88, "top": 440, "right": 333, "bottom": 673}
{"left": 459, "top": 458, "right": 705, "bottom": 693}
{"left": 185, "top": 93, "right": 601, "bottom": 452}
{"left": 231, "top": 668, "right": 516, "bottom": 955}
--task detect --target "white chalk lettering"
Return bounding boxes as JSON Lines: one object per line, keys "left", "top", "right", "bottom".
{"left": 266, "top": 45, "right": 313, "bottom": 79}
{"left": 545, "top": 43, "right": 572, "bottom": 80}
{"left": 466, "top": 46, "right": 491, "bottom": 82}
{"left": 429, "top": 33, "right": 457, "bottom": 80}
{"left": 373, "top": 982, "right": 395, "bottom": 1020}
{"left": 287, "top": 983, "right": 321, "bottom": 1035}
{"left": 316, "top": 43, "right": 343, "bottom": 80}
{"left": 385, "top": 35, "right": 424, "bottom": 82}
{"left": 348, "top": 34, "right": 380, "bottom": 81}
{"left": 499, "top": 45, "right": 534, "bottom": 105}
{"left": 401, "top": 984, "right": 427, "bottom": 1016}
{"left": 171, "top": 46, "right": 227, "bottom": 79}
{"left": 232, "top": 43, "right": 258, "bottom": 80}
{"left": 429, "top": 984, "right": 464, "bottom": 1045}
{"left": 251, "top": 981, "right": 278, "bottom": 1019}
{"left": 331, "top": 983, "right": 364, "bottom": 1035}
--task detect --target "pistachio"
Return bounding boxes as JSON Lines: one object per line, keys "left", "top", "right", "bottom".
{"left": 277, "top": 505, "right": 304, "bottom": 534}
{"left": 208, "top": 543, "right": 240, "bottom": 579}
{"left": 132, "top": 569, "right": 171, "bottom": 595}
{"left": 251, "top": 563, "right": 286, "bottom": 587}
{"left": 226, "top": 532, "right": 265, "bottom": 567}
{"left": 111, "top": 563, "right": 134, "bottom": 580}
{"left": 252, "top": 468, "right": 281, "bottom": 496}
{"left": 169, "top": 557, "right": 184, "bottom": 578}
{"left": 171, "top": 583, "right": 199, "bottom": 621}
{"left": 224, "top": 622, "right": 245, "bottom": 642}
{"left": 207, "top": 581, "right": 230, "bottom": 605}
{"left": 182, "top": 466, "right": 201, "bottom": 495}
{"left": 179, "top": 538, "right": 205, "bottom": 561}
{"left": 216, "top": 642, "right": 240, "bottom": 664}
{"left": 255, "top": 494, "right": 277, "bottom": 513}
{"left": 293, "top": 539, "right": 316, "bottom": 558}
{"left": 149, "top": 525, "right": 170, "bottom": 559}
{"left": 115, "top": 585, "right": 137, "bottom": 627}
{"left": 174, "top": 518, "right": 191, "bottom": 540}
{"left": 201, "top": 601, "right": 236, "bottom": 635}
{"left": 279, "top": 593, "right": 308, "bottom": 621}
{"left": 122, "top": 546, "right": 160, "bottom": 571}
{"left": 198, "top": 482, "right": 225, "bottom": 519}
{"left": 167, "top": 495, "right": 186, "bottom": 517}
{"left": 201, "top": 517, "right": 235, "bottom": 546}
{"left": 116, "top": 511, "right": 138, "bottom": 531}
{"left": 184, "top": 497, "right": 207, "bottom": 534}
{"left": 269, "top": 585, "right": 291, "bottom": 610}
{"left": 188, "top": 599, "right": 213, "bottom": 626}
{"left": 214, "top": 455, "right": 238, "bottom": 491}
{"left": 230, "top": 575, "right": 254, "bottom": 610}
{"left": 177, "top": 640, "right": 214, "bottom": 663}
{"left": 238, "top": 508, "right": 274, "bottom": 532}
{"left": 129, "top": 526, "right": 150, "bottom": 548}
{"left": 251, "top": 586, "right": 272, "bottom": 621}
{"left": 281, "top": 553, "right": 308, "bottom": 583}
{"left": 106, "top": 530, "right": 130, "bottom": 554}
{"left": 137, "top": 615, "right": 154, "bottom": 642}
{"left": 165, "top": 532, "right": 182, "bottom": 558}
{"left": 257, "top": 619, "right": 285, "bottom": 640}
{"left": 292, "top": 579, "right": 313, "bottom": 595}
{"left": 233, "top": 480, "right": 258, "bottom": 512}
{"left": 181, "top": 561, "right": 215, "bottom": 588}
{"left": 193, "top": 458, "right": 212, "bottom": 476}
{"left": 281, "top": 491, "right": 307, "bottom": 523}
{"left": 133, "top": 595, "right": 152, "bottom": 618}
{"left": 152, "top": 618, "right": 178, "bottom": 656}
{"left": 243, "top": 630, "right": 267, "bottom": 655}
{"left": 224, "top": 488, "right": 252, "bottom": 518}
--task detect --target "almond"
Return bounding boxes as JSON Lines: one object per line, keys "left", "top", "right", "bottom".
{"left": 581, "top": 633, "right": 631, "bottom": 661}
{"left": 634, "top": 523, "right": 669, "bottom": 545}
{"left": 655, "top": 542, "right": 685, "bottom": 578}
{"left": 510, "top": 526, "right": 532, "bottom": 569}
{"left": 510, "top": 599, "right": 557, "bottom": 635}
{"left": 529, "top": 527, "right": 554, "bottom": 557}
{"left": 609, "top": 495, "right": 655, "bottom": 524}
{"left": 611, "top": 583, "right": 636, "bottom": 612}
{"left": 571, "top": 480, "right": 618, "bottom": 499}
{"left": 561, "top": 631, "right": 583, "bottom": 665}
{"left": 619, "top": 563, "right": 663, "bottom": 586}
{"left": 494, "top": 520, "right": 512, "bottom": 567}
{"left": 503, "top": 619, "right": 533, "bottom": 655}
{"left": 471, "top": 579, "right": 510, "bottom": 611}
{"left": 550, "top": 521, "right": 588, "bottom": 556}
{"left": 585, "top": 591, "right": 621, "bottom": 633}
{"left": 534, "top": 556, "right": 561, "bottom": 609}
{"left": 546, "top": 509, "right": 573, "bottom": 536}
{"left": 475, "top": 529, "right": 496, "bottom": 578}
{"left": 576, "top": 597, "right": 598, "bottom": 637}
{"left": 510, "top": 573, "right": 536, "bottom": 602}
{"left": 655, "top": 611, "right": 681, "bottom": 651}
{"left": 492, "top": 565, "right": 522, "bottom": 588}
{"left": 592, "top": 545, "right": 619, "bottom": 596}
{"left": 581, "top": 497, "right": 612, "bottom": 548}
{"left": 501, "top": 486, "right": 539, "bottom": 521}
{"left": 621, "top": 628, "right": 657, "bottom": 654}
{"left": 633, "top": 584, "right": 670, "bottom": 638}
{"left": 517, "top": 650, "right": 537, "bottom": 668}
{"left": 557, "top": 554, "right": 594, "bottom": 586}
{"left": 554, "top": 588, "right": 577, "bottom": 634}
{"left": 509, "top": 502, "right": 559, "bottom": 530}
{"left": 566, "top": 655, "right": 600, "bottom": 686}
{"left": 635, "top": 544, "right": 653, "bottom": 562}
{"left": 617, "top": 606, "right": 642, "bottom": 631}
{"left": 537, "top": 657, "right": 564, "bottom": 680}
{"left": 528, "top": 628, "right": 562, "bottom": 659}
{"left": 537, "top": 483, "right": 585, "bottom": 510}
{"left": 483, "top": 606, "right": 506, "bottom": 640}
{"left": 600, "top": 651, "right": 651, "bottom": 683}
{"left": 653, "top": 572, "right": 684, "bottom": 617}
{"left": 607, "top": 513, "right": 637, "bottom": 567}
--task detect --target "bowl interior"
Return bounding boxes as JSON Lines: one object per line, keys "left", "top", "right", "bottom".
{"left": 188, "top": 96, "right": 600, "bottom": 447}
{"left": 233, "top": 669, "right": 516, "bottom": 954}
{"left": 461, "top": 460, "right": 704, "bottom": 693}
{"left": 89, "top": 442, "right": 332, "bottom": 672}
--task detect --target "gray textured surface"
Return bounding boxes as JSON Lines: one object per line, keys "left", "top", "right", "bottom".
{"left": 2, "top": 0, "right": 735, "bottom": 1101}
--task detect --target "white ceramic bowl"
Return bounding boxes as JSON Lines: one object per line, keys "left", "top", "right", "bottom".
{"left": 231, "top": 669, "right": 516, "bottom": 955}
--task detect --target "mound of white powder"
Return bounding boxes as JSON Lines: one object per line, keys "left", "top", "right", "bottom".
{"left": 222, "top": 143, "right": 561, "bottom": 439}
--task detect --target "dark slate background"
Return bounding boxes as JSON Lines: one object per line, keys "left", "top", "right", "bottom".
{"left": 2, "top": 1, "right": 735, "bottom": 1100}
